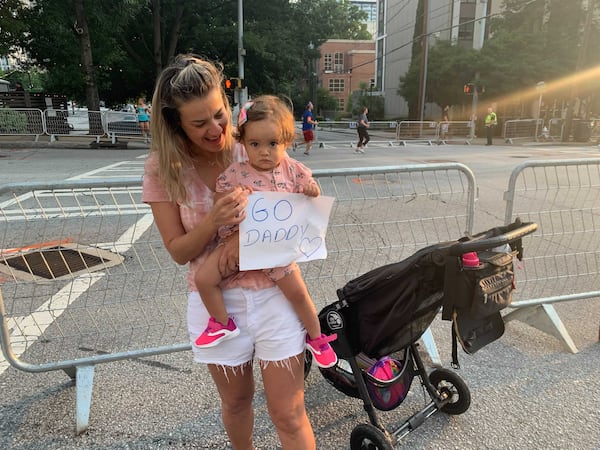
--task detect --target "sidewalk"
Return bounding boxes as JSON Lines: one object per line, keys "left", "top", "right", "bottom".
{"left": 0, "top": 134, "right": 151, "bottom": 150}
{"left": 0, "top": 134, "right": 597, "bottom": 151}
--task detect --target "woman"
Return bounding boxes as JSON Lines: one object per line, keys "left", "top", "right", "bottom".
{"left": 355, "top": 106, "right": 369, "bottom": 153}
{"left": 142, "top": 54, "right": 316, "bottom": 450}
{"left": 137, "top": 97, "right": 151, "bottom": 140}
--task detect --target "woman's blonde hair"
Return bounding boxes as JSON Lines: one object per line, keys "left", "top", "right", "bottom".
{"left": 150, "top": 54, "right": 234, "bottom": 203}
{"left": 236, "top": 95, "right": 296, "bottom": 146}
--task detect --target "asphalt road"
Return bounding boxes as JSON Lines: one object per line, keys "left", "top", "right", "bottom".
{"left": 1, "top": 137, "right": 599, "bottom": 449}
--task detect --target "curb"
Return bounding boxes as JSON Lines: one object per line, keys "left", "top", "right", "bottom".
{"left": 0, "top": 139, "right": 150, "bottom": 150}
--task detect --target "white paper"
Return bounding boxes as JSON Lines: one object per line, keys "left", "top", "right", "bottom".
{"left": 239, "top": 192, "right": 335, "bottom": 271}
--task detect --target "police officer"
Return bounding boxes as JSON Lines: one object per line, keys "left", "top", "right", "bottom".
{"left": 485, "top": 106, "right": 497, "bottom": 146}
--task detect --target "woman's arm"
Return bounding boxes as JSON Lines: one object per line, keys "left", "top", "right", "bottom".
{"left": 150, "top": 187, "right": 249, "bottom": 265}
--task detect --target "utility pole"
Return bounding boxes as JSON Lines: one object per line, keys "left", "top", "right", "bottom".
{"left": 417, "top": 0, "right": 428, "bottom": 122}
{"left": 237, "top": 0, "right": 247, "bottom": 106}
{"left": 470, "top": 72, "right": 480, "bottom": 139}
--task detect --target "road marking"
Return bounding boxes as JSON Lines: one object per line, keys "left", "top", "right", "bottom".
{"left": 0, "top": 156, "right": 154, "bottom": 375}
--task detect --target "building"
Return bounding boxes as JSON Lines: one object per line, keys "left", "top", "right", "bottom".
{"left": 308, "top": 0, "right": 377, "bottom": 116}
{"left": 376, "top": 0, "right": 502, "bottom": 119}
{"left": 352, "top": 0, "right": 378, "bottom": 36}
{"left": 317, "top": 39, "right": 376, "bottom": 113}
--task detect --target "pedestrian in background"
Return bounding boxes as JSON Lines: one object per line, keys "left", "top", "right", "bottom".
{"left": 484, "top": 106, "right": 497, "bottom": 146}
{"left": 137, "top": 97, "right": 151, "bottom": 142}
{"left": 300, "top": 101, "right": 318, "bottom": 155}
{"left": 438, "top": 113, "right": 450, "bottom": 144}
{"left": 355, "top": 106, "right": 370, "bottom": 154}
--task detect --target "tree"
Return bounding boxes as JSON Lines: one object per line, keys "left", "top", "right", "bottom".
{"left": 398, "top": 0, "right": 600, "bottom": 121}
{"left": 15, "top": 0, "right": 369, "bottom": 108}
{"left": 73, "top": 0, "right": 99, "bottom": 112}
{"left": 0, "top": 0, "right": 26, "bottom": 55}
{"left": 399, "top": 40, "right": 478, "bottom": 118}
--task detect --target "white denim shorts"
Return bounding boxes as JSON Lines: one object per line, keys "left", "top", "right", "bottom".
{"left": 188, "top": 286, "right": 305, "bottom": 366}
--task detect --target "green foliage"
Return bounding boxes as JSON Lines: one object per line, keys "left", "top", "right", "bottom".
{"left": 350, "top": 84, "right": 383, "bottom": 119}
{"left": 10, "top": 0, "right": 368, "bottom": 108}
{"left": 399, "top": 0, "right": 600, "bottom": 119}
{"left": 0, "top": 109, "right": 27, "bottom": 133}
{"left": 399, "top": 40, "right": 478, "bottom": 118}
{"left": 0, "top": 0, "right": 26, "bottom": 54}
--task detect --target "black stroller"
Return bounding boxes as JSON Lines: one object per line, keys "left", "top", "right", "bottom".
{"left": 305, "top": 220, "right": 537, "bottom": 449}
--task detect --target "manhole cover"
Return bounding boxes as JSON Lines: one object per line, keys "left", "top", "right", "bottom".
{"left": 0, "top": 244, "right": 124, "bottom": 281}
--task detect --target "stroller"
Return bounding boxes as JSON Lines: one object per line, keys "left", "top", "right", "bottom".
{"left": 305, "top": 219, "right": 537, "bottom": 449}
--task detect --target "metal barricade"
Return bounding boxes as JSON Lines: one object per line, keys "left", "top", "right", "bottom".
{"left": 0, "top": 164, "right": 476, "bottom": 432}
{"left": 546, "top": 118, "right": 564, "bottom": 141}
{"left": 44, "top": 109, "right": 73, "bottom": 141}
{"left": 0, "top": 108, "right": 44, "bottom": 141}
{"left": 65, "top": 110, "right": 105, "bottom": 142}
{"left": 298, "top": 120, "right": 398, "bottom": 148}
{"left": 502, "top": 118, "right": 543, "bottom": 144}
{"left": 503, "top": 159, "right": 600, "bottom": 352}
{"left": 396, "top": 121, "right": 438, "bottom": 145}
{"left": 103, "top": 111, "right": 144, "bottom": 144}
{"left": 436, "top": 121, "right": 474, "bottom": 145}
{"left": 591, "top": 118, "right": 600, "bottom": 144}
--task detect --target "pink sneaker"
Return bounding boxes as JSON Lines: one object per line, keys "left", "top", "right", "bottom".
{"left": 306, "top": 333, "right": 338, "bottom": 368}
{"left": 194, "top": 317, "right": 240, "bottom": 348}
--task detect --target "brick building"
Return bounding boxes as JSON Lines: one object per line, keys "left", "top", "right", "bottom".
{"left": 317, "top": 39, "right": 376, "bottom": 113}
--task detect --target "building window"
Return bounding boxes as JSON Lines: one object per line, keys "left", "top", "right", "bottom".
{"left": 334, "top": 52, "right": 344, "bottom": 72}
{"left": 458, "top": 17, "right": 474, "bottom": 40}
{"left": 329, "top": 79, "right": 345, "bottom": 92}
{"left": 353, "top": 1, "right": 377, "bottom": 21}
{"left": 324, "top": 53, "right": 332, "bottom": 72}
{"left": 337, "top": 98, "right": 345, "bottom": 111}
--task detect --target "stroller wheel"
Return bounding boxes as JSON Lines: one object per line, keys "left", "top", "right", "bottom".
{"left": 428, "top": 368, "right": 471, "bottom": 415}
{"left": 350, "top": 423, "right": 393, "bottom": 450}
{"left": 304, "top": 349, "right": 313, "bottom": 380}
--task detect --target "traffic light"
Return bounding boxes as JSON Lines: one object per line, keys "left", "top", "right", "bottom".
{"left": 464, "top": 82, "right": 475, "bottom": 95}
{"left": 224, "top": 77, "right": 243, "bottom": 91}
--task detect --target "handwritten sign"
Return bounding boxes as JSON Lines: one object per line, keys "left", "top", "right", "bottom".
{"left": 239, "top": 192, "right": 334, "bottom": 271}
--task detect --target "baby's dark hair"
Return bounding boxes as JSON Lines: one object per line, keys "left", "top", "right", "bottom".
{"left": 237, "top": 95, "right": 296, "bottom": 146}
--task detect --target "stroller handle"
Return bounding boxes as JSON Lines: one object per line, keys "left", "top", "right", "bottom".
{"left": 448, "top": 220, "right": 538, "bottom": 256}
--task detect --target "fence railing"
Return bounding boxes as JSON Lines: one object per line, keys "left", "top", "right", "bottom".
{"left": 0, "top": 108, "right": 44, "bottom": 141}
{"left": 0, "top": 108, "right": 147, "bottom": 143}
{"left": 396, "top": 120, "right": 439, "bottom": 145}
{"left": 502, "top": 118, "right": 544, "bottom": 143}
{"left": 503, "top": 159, "right": 600, "bottom": 352}
{"left": 2, "top": 110, "right": 595, "bottom": 146}
{"left": 2, "top": 160, "right": 599, "bottom": 434}
{"left": 0, "top": 163, "right": 476, "bottom": 433}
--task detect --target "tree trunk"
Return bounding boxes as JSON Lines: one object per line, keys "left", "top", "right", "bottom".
{"left": 166, "top": 3, "right": 186, "bottom": 64}
{"left": 73, "top": 0, "right": 99, "bottom": 112}
{"left": 152, "top": 0, "right": 162, "bottom": 79}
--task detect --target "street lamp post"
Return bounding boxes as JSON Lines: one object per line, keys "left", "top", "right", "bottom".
{"left": 308, "top": 42, "right": 315, "bottom": 108}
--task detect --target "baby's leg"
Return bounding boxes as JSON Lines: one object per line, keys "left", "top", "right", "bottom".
{"left": 275, "top": 270, "right": 321, "bottom": 340}
{"left": 195, "top": 245, "right": 229, "bottom": 325}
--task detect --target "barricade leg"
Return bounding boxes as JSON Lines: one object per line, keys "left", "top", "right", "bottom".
{"left": 75, "top": 365, "right": 95, "bottom": 434}
{"left": 419, "top": 327, "right": 441, "bottom": 365}
{"left": 504, "top": 304, "right": 578, "bottom": 353}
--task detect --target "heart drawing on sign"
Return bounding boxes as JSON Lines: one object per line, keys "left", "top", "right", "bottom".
{"left": 299, "top": 236, "right": 323, "bottom": 257}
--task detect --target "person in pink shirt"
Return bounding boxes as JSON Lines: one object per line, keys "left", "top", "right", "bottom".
{"left": 142, "top": 55, "right": 315, "bottom": 450}
{"left": 193, "top": 95, "right": 338, "bottom": 369}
